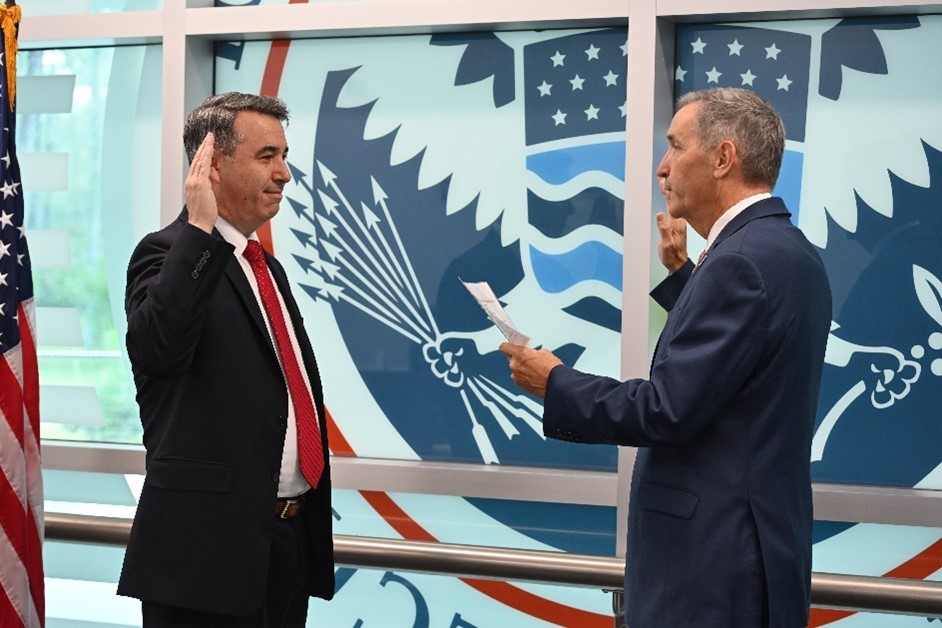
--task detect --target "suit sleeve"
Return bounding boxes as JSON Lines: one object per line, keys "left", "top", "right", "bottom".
{"left": 125, "top": 223, "right": 235, "bottom": 379}
{"left": 650, "top": 259, "right": 694, "bottom": 311}
{"left": 544, "top": 252, "right": 767, "bottom": 447}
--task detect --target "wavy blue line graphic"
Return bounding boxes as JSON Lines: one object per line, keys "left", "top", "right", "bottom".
{"left": 564, "top": 296, "right": 622, "bottom": 333}
{"left": 529, "top": 242, "right": 622, "bottom": 293}
{"left": 527, "top": 188, "right": 623, "bottom": 239}
{"left": 526, "top": 141, "right": 625, "bottom": 185}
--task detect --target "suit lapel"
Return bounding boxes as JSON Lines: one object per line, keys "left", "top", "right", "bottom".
{"left": 223, "top": 250, "right": 280, "bottom": 362}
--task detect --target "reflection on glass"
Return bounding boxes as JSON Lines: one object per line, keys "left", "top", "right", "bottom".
{"left": 21, "top": 45, "right": 161, "bottom": 443}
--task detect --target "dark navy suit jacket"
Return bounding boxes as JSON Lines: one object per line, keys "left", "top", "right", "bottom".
{"left": 118, "top": 210, "right": 334, "bottom": 614}
{"left": 545, "top": 197, "right": 831, "bottom": 626}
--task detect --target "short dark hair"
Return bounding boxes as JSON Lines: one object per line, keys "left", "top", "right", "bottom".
{"left": 183, "top": 92, "right": 290, "bottom": 163}
{"left": 676, "top": 87, "right": 785, "bottom": 188}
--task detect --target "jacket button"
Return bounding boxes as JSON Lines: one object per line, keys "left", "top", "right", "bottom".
{"left": 271, "top": 472, "right": 280, "bottom": 482}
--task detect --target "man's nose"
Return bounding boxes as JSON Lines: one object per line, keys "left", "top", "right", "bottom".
{"left": 655, "top": 154, "right": 669, "bottom": 178}
{"left": 274, "top": 157, "right": 291, "bottom": 182}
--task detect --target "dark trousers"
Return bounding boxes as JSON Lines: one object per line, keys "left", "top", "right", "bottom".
{"left": 142, "top": 514, "right": 310, "bottom": 627}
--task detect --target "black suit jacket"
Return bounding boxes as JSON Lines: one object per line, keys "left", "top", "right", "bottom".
{"left": 117, "top": 210, "right": 334, "bottom": 614}
{"left": 545, "top": 198, "right": 831, "bottom": 626}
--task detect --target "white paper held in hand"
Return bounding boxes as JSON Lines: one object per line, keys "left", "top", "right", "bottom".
{"left": 460, "top": 279, "right": 531, "bottom": 347}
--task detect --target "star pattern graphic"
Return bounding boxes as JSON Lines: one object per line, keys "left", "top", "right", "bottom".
{"left": 525, "top": 28, "right": 628, "bottom": 144}
{"left": 673, "top": 25, "right": 813, "bottom": 142}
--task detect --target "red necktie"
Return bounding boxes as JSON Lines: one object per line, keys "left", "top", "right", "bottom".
{"left": 243, "top": 240, "right": 324, "bottom": 489}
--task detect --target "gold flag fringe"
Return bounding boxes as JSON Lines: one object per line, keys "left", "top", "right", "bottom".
{"left": 0, "top": 3, "right": 19, "bottom": 112}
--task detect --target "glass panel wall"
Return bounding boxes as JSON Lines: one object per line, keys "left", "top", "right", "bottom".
{"left": 22, "top": 2, "right": 942, "bottom": 627}
{"left": 669, "top": 15, "right": 942, "bottom": 492}
{"left": 21, "top": 44, "right": 161, "bottom": 444}
{"left": 215, "top": 28, "right": 628, "bottom": 470}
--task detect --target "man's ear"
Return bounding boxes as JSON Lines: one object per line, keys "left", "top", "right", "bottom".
{"left": 713, "top": 140, "right": 737, "bottom": 179}
{"left": 209, "top": 155, "right": 222, "bottom": 184}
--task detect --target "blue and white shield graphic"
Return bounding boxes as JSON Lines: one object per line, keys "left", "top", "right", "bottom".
{"left": 216, "top": 13, "right": 942, "bottom": 625}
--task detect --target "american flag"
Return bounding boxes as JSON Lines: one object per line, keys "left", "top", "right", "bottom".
{"left": 0, "top": 4, "right": 45, "bottom": 628}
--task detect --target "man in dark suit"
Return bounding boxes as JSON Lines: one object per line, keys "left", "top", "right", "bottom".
{"left": 501, "top": 88, "right": 831, "bottom": 626}
{"left": 118, "top": 92, "right": 334, "bottom": 626}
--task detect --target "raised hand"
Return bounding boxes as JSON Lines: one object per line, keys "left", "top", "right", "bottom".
{"left": 655, "top": 211, "right": 689, "bottom": 274}
{"left": 185, "top": 133, "right": 219, "bottom": 233}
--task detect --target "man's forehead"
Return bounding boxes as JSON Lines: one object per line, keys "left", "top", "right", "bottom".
{"left": 234, "top": 111, "right": 285, "bottom": 132}
{"left": 233, "top": 112, "right": 287, "bottom": 148}
{"left": 667, "top": 103, "right": 699, "bottom": 137}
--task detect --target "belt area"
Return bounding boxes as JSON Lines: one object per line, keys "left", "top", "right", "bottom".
{"left": 275, "top": 494, "right": 306, "bottom": 519}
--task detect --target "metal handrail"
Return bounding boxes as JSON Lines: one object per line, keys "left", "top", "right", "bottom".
{"left": 45, "top": 513, "right": 942, "bottom": 618}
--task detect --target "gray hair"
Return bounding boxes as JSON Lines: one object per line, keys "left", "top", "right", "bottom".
{"left": 183, "top": 92, "right": 290, "bottom": 163}
{"left": 676, "top": 87, "right": 784, "bottom": 188}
